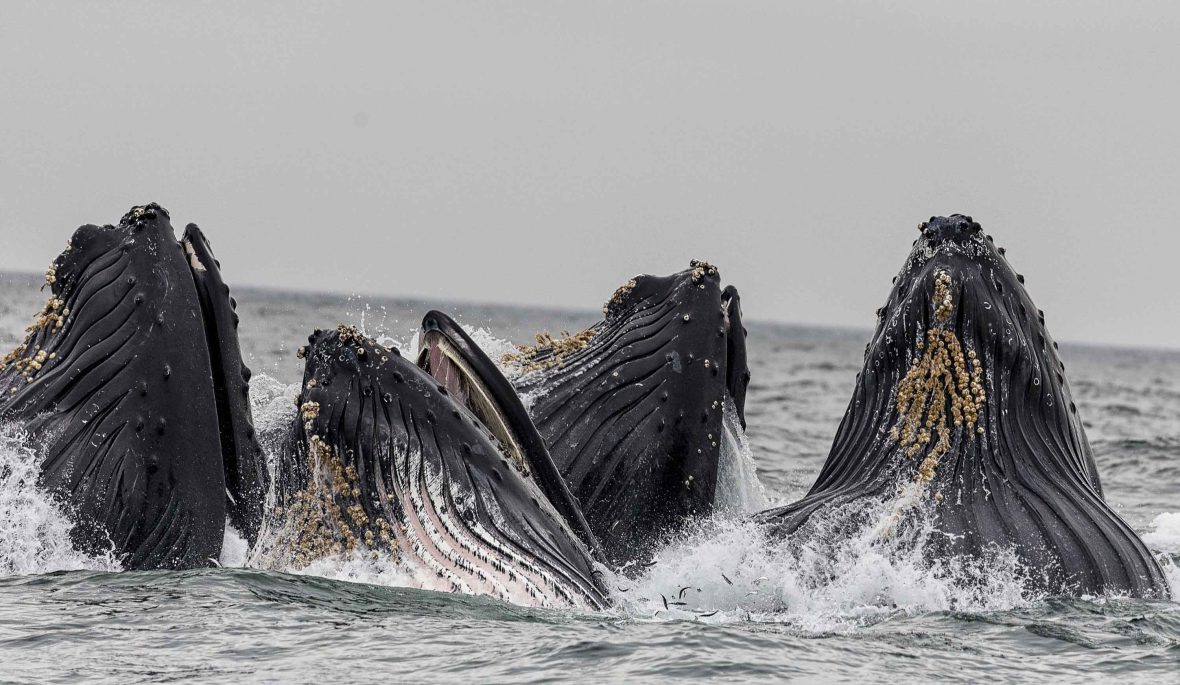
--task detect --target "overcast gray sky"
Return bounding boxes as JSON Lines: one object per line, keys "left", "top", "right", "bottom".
{"left": 1, "top": 2, "right": 1177, "bottom": 349}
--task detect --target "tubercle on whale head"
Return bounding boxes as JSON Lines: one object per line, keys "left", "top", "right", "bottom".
{"left": 1, "top": 209, "right": 180, "bottom": 387}
{"left": 510, "top": 260, "right": 733, "bottom": 376}
{"left": 601, "top": 259, "right": 721, "bottom": 321}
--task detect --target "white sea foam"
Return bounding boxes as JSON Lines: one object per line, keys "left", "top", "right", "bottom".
{"left": 294, "top": 550, "right": 419, "bottom": 588}
{"left": 1144, "top": 512, "right": 1180, "bottom": 598}
{"left": 618, "top": 496, "right": 1036, "bottom": 632}
{"left": 219, "top": 525, "right": 250, "bottom": 568}
{"left": 0, "top": 423, "right": 119, "bottom": 575}
{"left": 1143, "top": 512, "right": 1180, "bottom": 553}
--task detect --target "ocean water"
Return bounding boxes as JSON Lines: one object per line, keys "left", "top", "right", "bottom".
{"left": 0, "top": 271, "right": 1176, "bottom": 683}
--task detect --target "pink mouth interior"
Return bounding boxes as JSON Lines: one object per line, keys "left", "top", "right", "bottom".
{"left": 419, "top": 331, "right": 471, "bottom": 408}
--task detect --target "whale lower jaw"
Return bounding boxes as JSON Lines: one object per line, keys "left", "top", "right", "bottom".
{"left": 389, "top": 448, "right": 598, "bottom": 608}
{"left": 254, "top": 435, "right": 600, "bottom": 609}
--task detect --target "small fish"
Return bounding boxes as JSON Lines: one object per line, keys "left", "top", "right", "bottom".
{"left": 670, "top": 601, "right": 688, "bottom": 607}
{"left": 678, "top": 586, "right": 693, "bottom": 599}
{"left": 661, "top": 594, "right": 669, "bottom": 610}
{"left": 696, "top": 610, "right": 719, "bottom": 618}
{"left": 744, "top": 591, "right": 759, "bottom": 597}
{"left": 753, "top": 576, "right": 768, "bottom": 585}
{"left": 721, "top": 573, "right": 733, "bottom": 585}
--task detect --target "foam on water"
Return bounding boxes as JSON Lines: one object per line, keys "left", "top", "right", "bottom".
{"left": 295, "top": 550, "right": 420, "bottom": 588}
{"left": 219, "top": 525, "right": 250, "bottom": 568}
{"left": 0, "top": 423, "right": 119, "bottom": 574}
{"left": 1144, "top": 513, "right": 1180, "bottom": 597}
{"left": 1143, "top": 512, "right": 1180, "bottom": 553}
{"left": 618, "top": 495, "right": 1037, "bottom": 632}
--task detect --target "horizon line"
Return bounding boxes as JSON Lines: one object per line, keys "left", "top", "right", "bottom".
{"left": 1, "top": 268, "right": 1175, "bottom": 355}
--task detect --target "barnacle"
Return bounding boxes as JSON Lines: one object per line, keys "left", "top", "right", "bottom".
{"left": 689, "top": 259, "right": 717, "bottom": 283}
{"left": 888, "top": 270, "right": 986, "bottom": 491}
{"left": 602, "top": 279, "right": 637, "bottom": 316}
{"left": 501, "top": 328, "right": 597, "bottom": 374}
{"left": 264, "top": 433, "right": 393, "bottom": 569}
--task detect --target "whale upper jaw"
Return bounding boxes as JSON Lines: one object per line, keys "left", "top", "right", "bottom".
{"left": 0, "top": 203, "right": 267, "bottom": 568}
{"left": 758, "top": 215, "right": 1170, "bottom": 600}
{"left": 508, "top": 261, "right": 751, "bottom": 568}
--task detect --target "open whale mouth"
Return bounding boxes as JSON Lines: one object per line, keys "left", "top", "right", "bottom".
{"left": 720, "top": 284, "right": 750, "bottom": 429}
{"left": 265, "top": 323, "right": 610, "bottom": 607}
{"left": 417, "top": 322, "right": 528, "bottom": 475}
{"left": 416, "top": 311, "right": 602, "bottom": 556}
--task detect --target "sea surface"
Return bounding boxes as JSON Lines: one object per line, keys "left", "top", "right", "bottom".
{"left": 0, "top": 271, "right": 1176, "bottom": 683}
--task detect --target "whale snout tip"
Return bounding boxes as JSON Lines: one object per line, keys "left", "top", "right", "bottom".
{"left": 919, "top": 215, "right": 983, "bottom": 244}
{"left": 688, "top": 259, "right": 719, "bottom": 283}
{"left": 119, "top": 202, "right": 171, "bottom": 226}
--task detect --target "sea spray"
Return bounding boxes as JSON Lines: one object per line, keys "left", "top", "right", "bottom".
{"left": 620, "top": 495, "right": 1038, "bottom": 632}
{"left": 715, "top": 396, "right": 769, "bottom": 514}
{"left": 0, "top": 423, "right": 119, "bottom": 574}
{"left": 1144, "top": 512, "right": 1180, "bottom": 597}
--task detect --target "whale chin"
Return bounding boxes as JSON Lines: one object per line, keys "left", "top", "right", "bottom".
{"left": 507, "top": 260, "right": 751, "bottom": 567}
{"left": 756, "top": 215, "right": 1169, "bottom": 599}
{"left": 0, "top": 204, "right": 267, "bottom": 569}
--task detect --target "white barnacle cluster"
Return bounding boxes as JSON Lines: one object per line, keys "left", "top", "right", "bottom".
{"left": 689, "top": 258, "right": 718, "bottom": 285}
{"left": 299, "top": 401, "right": 320, "bottom": 431}
{"left": 1, "top": 344, "right": 58, "bottom": 390}
{"left": 0, "top": 292, "right": 70, "bottom": 388}
{"left": 268, "top": 433, "right": 396, "bottom": 569}
{"left": 601, "top": 278, "right": 638, "bottom": 315}
{"left": 501, "top": 328, "right": 596, "bottom": 374}
{"left": 888, "top": 270, "right": 987, "bottom": 499}
{"left": 28, "top": 296, "right": 69, "bottom": 335}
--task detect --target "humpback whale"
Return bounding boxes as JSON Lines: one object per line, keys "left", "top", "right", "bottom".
{"left": 255, "top": 317, "right": 609, "bottom": 609}
{"left": 756, "top": 216, "right": 1170, "bottom": 598}
{"left": 0, "top": 204, "right": 268, "bottom": 569}
{"left": 506, "top": 261, "right": 751, "bottom": 567}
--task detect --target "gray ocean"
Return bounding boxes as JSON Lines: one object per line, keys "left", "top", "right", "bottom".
{"left": 0, "top": 271, "right": 1176, "bottom": 683}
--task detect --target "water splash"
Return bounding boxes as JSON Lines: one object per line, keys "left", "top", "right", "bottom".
{"left": 620, "top": 496, "right": 1037, "bottom": 632}
{"left": 295, "top": 550, "right": 420, "bottom": 588}
{"left": 0, "top": 423, "right": 119, "bottom": 575}
{"left": 1144, "top": 513, "right": 1180, "bottom": 597}
{"left": 715, "top": 396, "right": 768, "bottom": 514}
{"left": 250, "top": 372, "right": 300, "bottom": 437}
{"left": 219, "top": 525, "right": 250, "bottom": 568}
{"left": 1143, "top": 512, "right": 1180, "bottom": 553}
